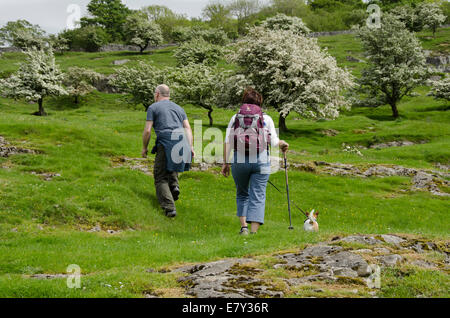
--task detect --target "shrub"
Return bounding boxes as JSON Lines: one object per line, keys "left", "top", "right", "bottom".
{"left": 61, "top": 26, "right": 110, "bottom": 52}
{"left": 170, "top": 63, "right": 224, "bottom": 126}
{"left": 261, "top": 13, "right": 310, "bottom": 35}
{"left": 63, "top": 67, "right": 102, "bottom": 104}
{"left": 428, "top": 76, "right": 450, "bottom": 101}
{"left": 215, "top": 73, "right": 253, "bottom": 109}
{"left": 171, "top": 26, "right": 229, "bottom": 45}
{"left": 110, "top": 62, "right": 168, "bottom": 109}
{"left": 173, "top": 38, "right": 225, "bottom": 66}
{"left": 47, "top": 34, "right": 70, "bottom": 54}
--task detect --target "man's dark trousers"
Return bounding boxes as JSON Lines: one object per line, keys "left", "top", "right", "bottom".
{"left": 154, "top": 144, "right": 179, "bottom": 212}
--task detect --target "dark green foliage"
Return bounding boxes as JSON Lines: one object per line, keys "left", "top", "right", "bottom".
{"left": 0, "top": 20, "right": 46, "bottom": 50}
{"left": 80, "top": 0, "right": 131, "bottom": 42}
{"left": 60, "top": 26, "right": 111, "bottom": 52}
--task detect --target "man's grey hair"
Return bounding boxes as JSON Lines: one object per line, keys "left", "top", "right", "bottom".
{"left": 155, "top": 84, "right": 170, "bottom": 97}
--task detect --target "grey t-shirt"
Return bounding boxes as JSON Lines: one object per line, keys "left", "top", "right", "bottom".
{"left": 146, "top": 100, "right": 187, "bottom": 135}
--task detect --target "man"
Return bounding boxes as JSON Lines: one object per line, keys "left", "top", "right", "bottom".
{"left": 142, "top": 84, "right": 194, "bottom": 218}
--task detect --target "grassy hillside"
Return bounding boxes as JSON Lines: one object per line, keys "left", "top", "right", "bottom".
{"left": 0, "top": 27, "right": 449, "bottom": 78}
{"left": 0, "top": 29, "right": 448, "bottom": 298}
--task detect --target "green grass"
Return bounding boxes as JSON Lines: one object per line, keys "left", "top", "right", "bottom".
{"left": 0, "top": 29, "right": 448, "bottom": 298}
{"left": 0, "top": 46, "right": 178, "bottom": 77}
{"left": 0, "top": 88, "right": 448, "bottom": 297}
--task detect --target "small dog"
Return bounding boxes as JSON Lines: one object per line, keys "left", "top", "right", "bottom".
{"left": 303, "top": 210, "right": 319, "bottom": 232}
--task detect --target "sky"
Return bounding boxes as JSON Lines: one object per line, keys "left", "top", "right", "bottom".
{"left": 0, "top": 0, "right": 213, "bottom": 34}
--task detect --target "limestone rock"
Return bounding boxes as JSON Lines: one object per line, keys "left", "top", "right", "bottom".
{"left": 340, "top": 235, "right": 382, "bottom": 245}
{"left": 377, "top": 254, "right": 403, "bottom": 267}
{"left": 112, "top": 59, "right": 130, "bottom": 66}
{"left": 380, "top": 235, "right": 405, "bottom": 246}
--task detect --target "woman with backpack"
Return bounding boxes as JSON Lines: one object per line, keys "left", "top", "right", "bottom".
{"left": 221, "top": 88, "right": 289, "bottom": 235}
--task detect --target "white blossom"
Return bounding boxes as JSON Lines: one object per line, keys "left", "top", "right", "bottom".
{"left": 63, "top": 67, "right": 102, "bottom": 104}
{"left": 231, "top": 26, "right": 354, "bottom": 129}
{"left": 428, "top": 76, "right": 450, "bottom": 101}
{"left": 353, "top": 14, "right": 432, "bottom": 118}
{"left": 0, "top": 48, "right": 66, "bottom": 115}
{"left": 123, "top": 12, "right": 164, "bottom": 54}
{"left": 169, "top": 63, "right": 225, "bottom": 126}
{"left": 110, "top": 62, "right": 168, "bottom": 109}
{"left": 173, "top": 38, "right": 226, "bottom": 66}
{"left": 261, "top": 13, "right": 310, "bottom": 35}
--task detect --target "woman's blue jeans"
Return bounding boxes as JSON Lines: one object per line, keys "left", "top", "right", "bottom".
{"left": 231, "top": 153, "right": 271, "bottom": 225}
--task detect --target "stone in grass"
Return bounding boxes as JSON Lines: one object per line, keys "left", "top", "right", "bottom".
{"left": 112, "top": 59, "right": 130, "bottom": 66}
{"left": 321, "top": 129, "right": 339, "bottom": 137}
{"left": 31, "top": 274, "right": 69, "bottom": 279}
{"left": 374, "top": 247, "right": 391, "bottom": 254}
{"left": 339, "top": 235, "right": 382, "bottom": 246}
{"left": 88, "top": 226, "right": 101, "bottom": 232}
{"left": 377, "top": 254, "right": 403, "bottom": 267}
{"left": 333, "top": 267, "right": 358, "bottom": 278}
{"left": 379, "top": 235, "right": 405, "bottom": 246}
{"left": 411, "top": 259, "right": 437, "bottom": 269}
{"left": 354, "top": 249, "right": 373, "bottom": 254}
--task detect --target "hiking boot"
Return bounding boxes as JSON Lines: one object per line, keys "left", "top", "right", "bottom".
{"left": 239, "top": 227, "right": 249, "bottom": 236}
{"left": 171, "top": 186, "right": 180, "bottom": 202}
{"left": 165, "top": 210, "right": 177, "bottom": 218}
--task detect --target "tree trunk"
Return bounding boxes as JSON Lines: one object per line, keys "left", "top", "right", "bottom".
{"left": 36, "top": 98, "right": 47, "bottom": 116}
{"left": 390, "top": 103, "right": 399, "bottom": 118}
{"left": 140, "top": 43, "right": 149, "bottom": 55}
{"left": 207, "top": 108, "right": 213, "bottom": 127}
{"left": 74, "top": 95, "right": 79, "bottom": 104}
{"left": 279, "top": 113, "right": 288, "bottom": 132}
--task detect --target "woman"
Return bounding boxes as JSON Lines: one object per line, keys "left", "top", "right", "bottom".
{"left": 222, "top": 88, "right": 289, "bottom": 235}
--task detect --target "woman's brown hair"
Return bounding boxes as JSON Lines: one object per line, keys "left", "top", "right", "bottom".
{"left": 242, "top": 87, "right": 263, "bottom": 106}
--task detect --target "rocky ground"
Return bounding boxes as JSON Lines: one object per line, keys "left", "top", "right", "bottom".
{"left": 291, "top": 161, "right": 450, "bottom": 197}
{"left": 111, "top": 155, "right": 450, "bottom": 197}
{"left": 0, "top": 136, "right": 37, "bottom": 158}
{"left": 171, "top": 234, "right": 449, "bottom": 298}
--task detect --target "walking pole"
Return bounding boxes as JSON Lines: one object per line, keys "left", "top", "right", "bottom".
{"left": 284, "top": 152, "right": 294, "bottom": 230}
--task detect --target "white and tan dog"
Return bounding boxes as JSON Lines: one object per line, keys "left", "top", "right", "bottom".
{"left": 303, "top": 210, "right": 319, "bottom": 232}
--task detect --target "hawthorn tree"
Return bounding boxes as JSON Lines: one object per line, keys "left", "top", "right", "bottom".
{"left": 428, "top": 76, "right": 450, "bottom": 102}
{"left": 417, "top": 2, "right": 446, "bottom": 37}
{"left": 354, "top": 14, "right": 431, "bottom": 118}
{"left": 261, "top": 13, "right": 310, "bottom": 35}
{"left": 123, "top": 12, "right": 164, "bottom": 54}
{"left": 215, "top": 72, "right": 253, "bottom": 109}
{"left": 0, "top": 20, "right": 46, "bottom": 50}
{"left": 0, "top": 48, "right": 67, "bottom": 116}
{"left": 171, "top": 26, "right": 229, "bottom": 45}
{"left": 48, "top": 34, "right": 70, "bottom": 54}
{"left": 170, "top": 63, "right": 224, "bottom": 126}
{"left": 231, "top": 26, "right": 354, "bottom": 131}
{"left": 173, "top": 38, "right": 225, "bottom": 66}
{"left": 110, "top": 62, "right": 168, "bottom": 110}
{"left": 63, "top": 67, "right": 102, "bottom": 104}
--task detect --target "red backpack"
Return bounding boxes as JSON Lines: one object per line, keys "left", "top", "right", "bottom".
{"left": 233, "top": 104, "right": 271, "bottom": 154}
